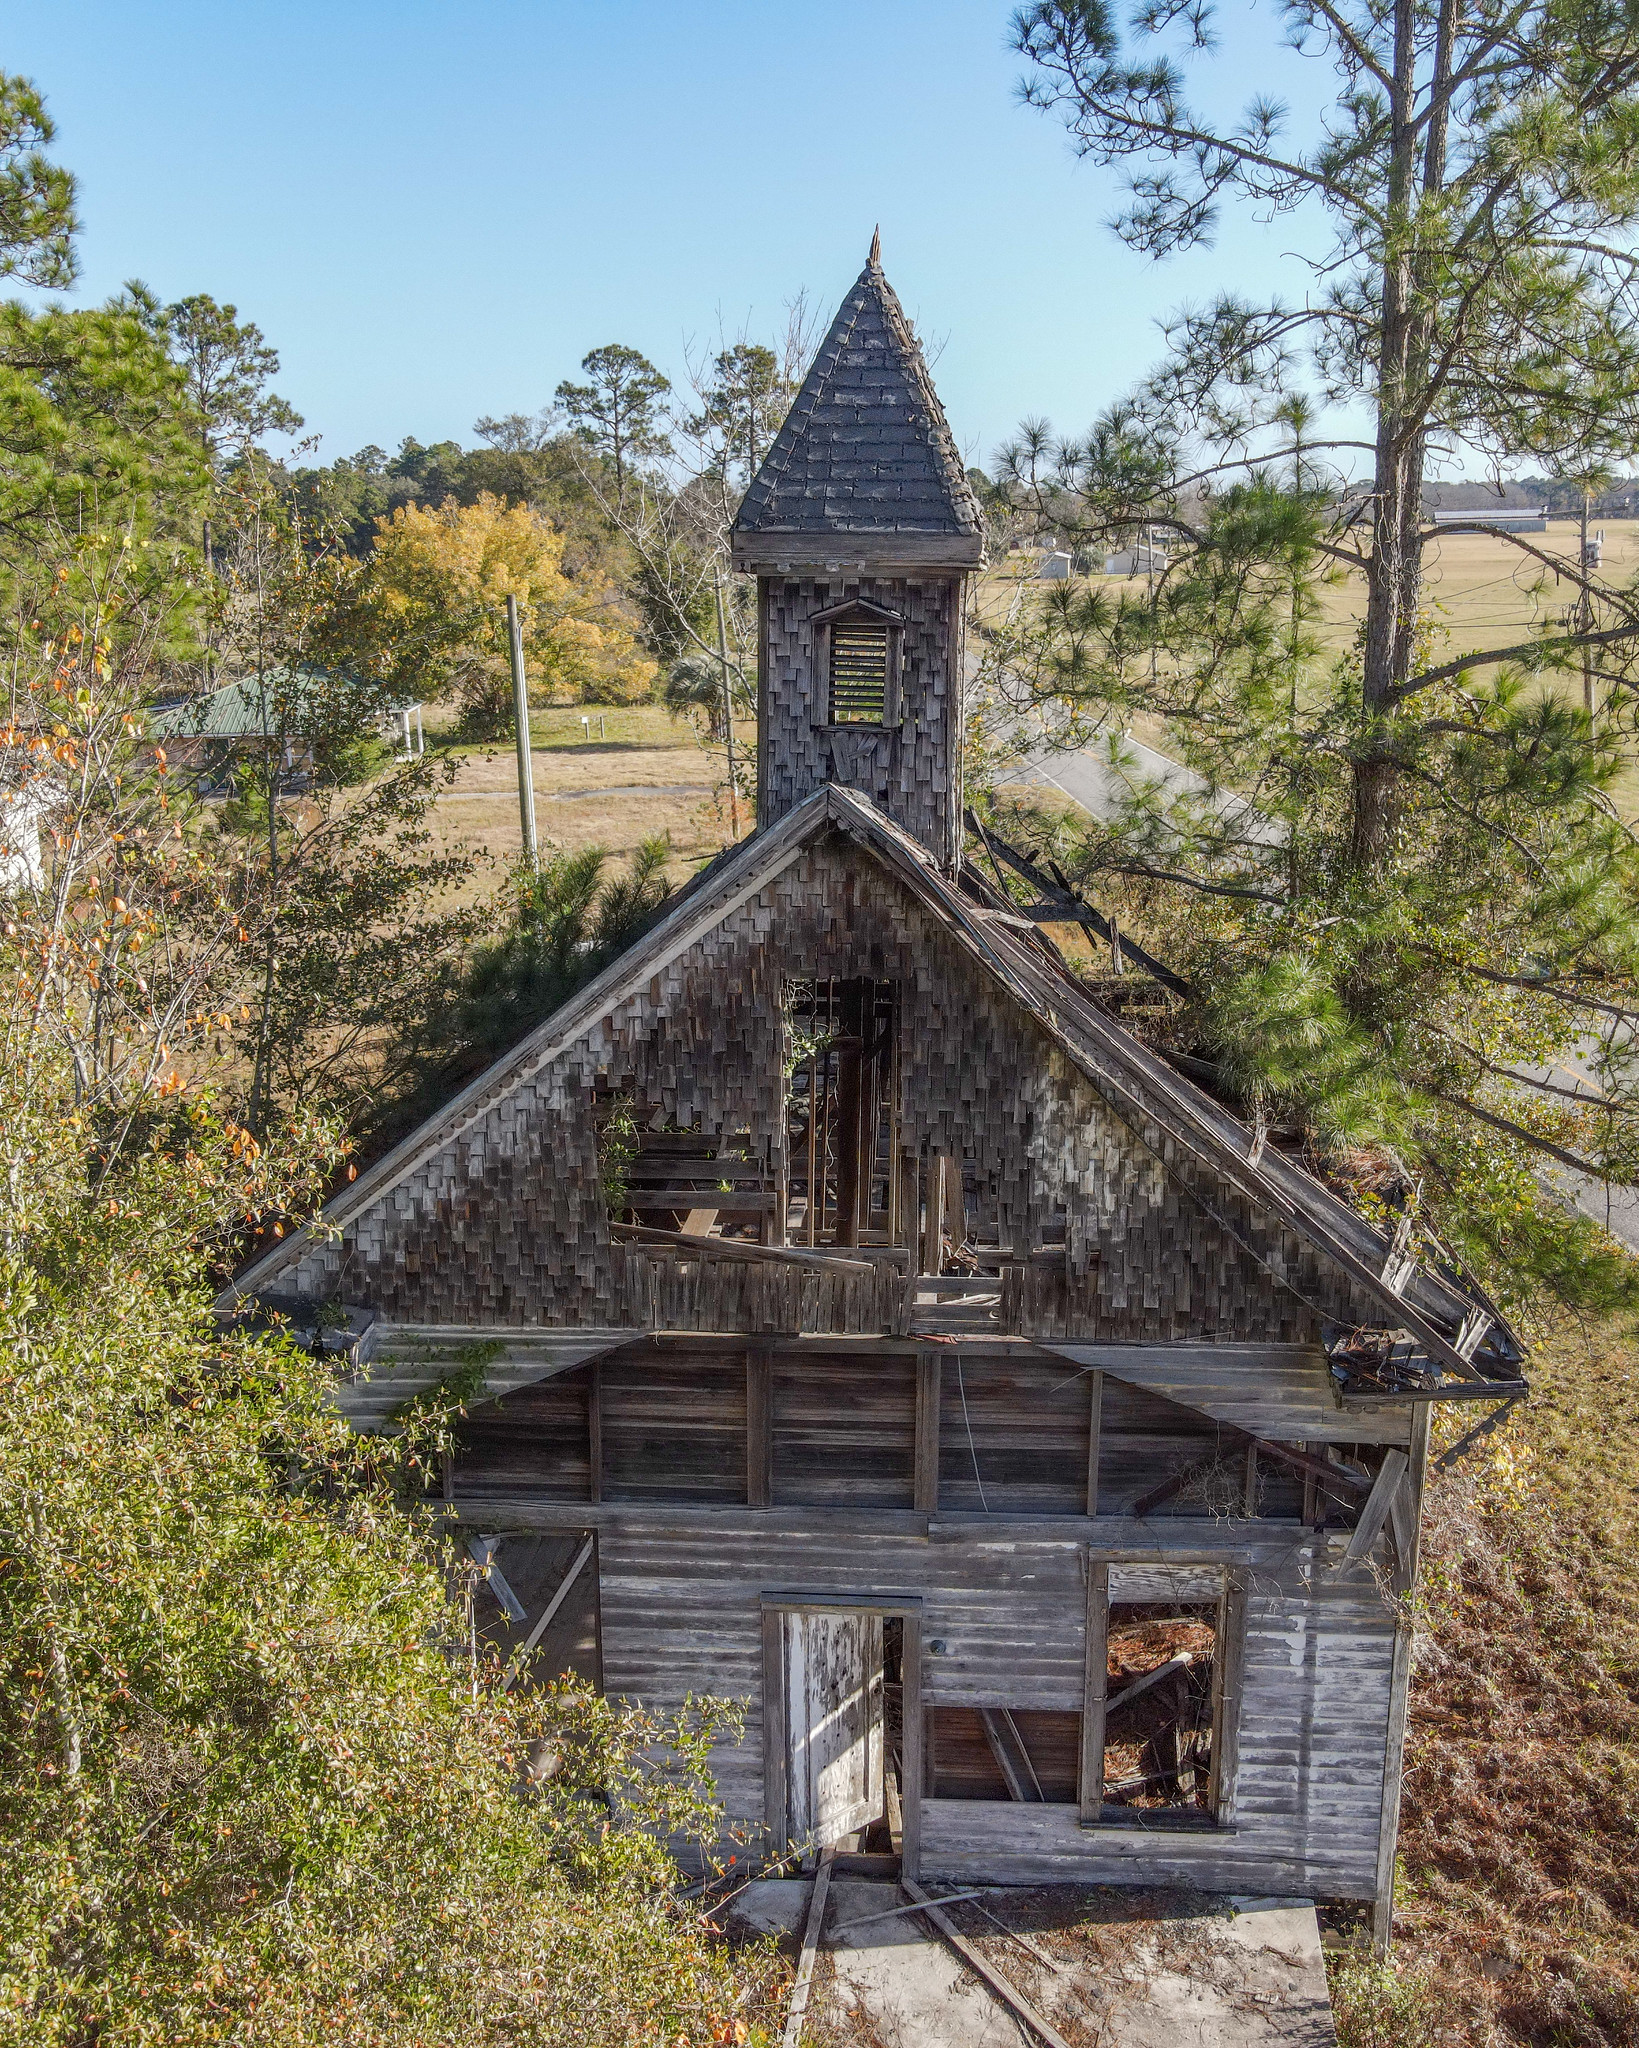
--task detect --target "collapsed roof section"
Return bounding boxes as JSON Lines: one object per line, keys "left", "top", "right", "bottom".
{"left": 226, "top": 783, "right": 1524, "bottom": 1399}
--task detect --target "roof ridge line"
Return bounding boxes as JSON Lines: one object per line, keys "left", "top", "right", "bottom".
{"left": 223, "top": 793, "right": 844, "bottom": 1303}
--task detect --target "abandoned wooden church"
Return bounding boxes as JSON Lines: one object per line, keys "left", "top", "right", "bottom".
{"left": 229, "top": 244, "right": 1527, "bottom": 1925}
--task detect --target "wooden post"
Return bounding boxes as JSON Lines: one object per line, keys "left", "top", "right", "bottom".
{"left": 921, "top": 1153, "right": 947, "bottom": 1275}
{"left": 506, "top": 593, "right": 539, "bottom": 870}
{"left": 914, "top": 1348, "right": 941, "bottom": 1512}
{"left": 900, "top": 1611, "right": 923, "bottom": 1880}
{"left": 747, "top": 1344, "right": 773, "bottom": 1509}
{"left": 587, "top": 1359, "right": 602, "bottom": 1505}
{"left": 1079, "top": 1558, "right": 1109, "bottom": 1823}
{"left": 1210, "top": 1568, "right": 1247, "bottom": 1822}
{"left": 762, "top": 1606, "right": 788, "bottom": 1853}
{"left": 1404, "top": 1400, "right": 1432, "bottom": 1582}
{"left": 832, "top": 1019, "right": 864, "bottom": 1248}
{"left": 1373, "top": 1614, "right": 1415, "bottom": 1953}
{"left": 1373, "top": 1401, "right": 1432, "bottom": 1952}
{"left": 1085, "top": 1369, "right": 1103, "bottom": 1517}
{"left": 713, "top": 563, "right": 741, "bottom": 840}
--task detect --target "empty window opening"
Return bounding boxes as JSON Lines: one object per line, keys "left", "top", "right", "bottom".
{"left": 926, "top": 1706, "right": 1080, "bottom": 1803}
{"left": 1101, "top": 1602, "right": 1219, "bottom": 1819}
{"left": 605, "top": 1107, "right": 775, "bottom": 1245}
{"left": 465, "top": 1528, "right": 601, "bottom": 1694}
{"left": 785, "top": 978, "right": 899, "bottom": 1247}
{"left": 829, "top": 619, "right": 891, "bottom": 724}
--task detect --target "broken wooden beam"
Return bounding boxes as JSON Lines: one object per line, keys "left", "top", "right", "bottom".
{"left": 899, "top": 1880, "right": 1077, "bottom": 2048}
{"left": 963, "top": 811, "right": 1195, "bottom": 999}
{"left": 1337, "top": 1449, "right": 1410, "bottom": 1571}
{"left": 979, "top": 1707, "right": 1044, "bottom": 1801}
{"left": 610, "top": 1222, "right": 875, "bottom": 1273}
{"left": 781, "top": 1846, "right": 835, "bottom": 2048}
{"left": 1104, "top": 1650, "right": 1194, "bottom": 1718}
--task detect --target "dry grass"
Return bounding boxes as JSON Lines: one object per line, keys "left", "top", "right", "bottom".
{"left": 1312, "top": 518, "right": 1639, "bottom": 672}
{"left": 418, "top": 703, "right": 746, "bottom": 905}
{"left": 1341, "top": 1318, "right": 1639, "bottom": 2045}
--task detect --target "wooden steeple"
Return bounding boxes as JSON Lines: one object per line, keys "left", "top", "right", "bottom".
{"left": 733, "top": 241, "right": 984, "bottom": 869}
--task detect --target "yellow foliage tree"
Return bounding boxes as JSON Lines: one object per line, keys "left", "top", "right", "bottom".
{"left": 353, "top": 492, "right": 655, "bottom": 734}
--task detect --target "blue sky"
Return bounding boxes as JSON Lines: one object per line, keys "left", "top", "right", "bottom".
{"left": 7, "top": 1, "right": 1341, "bottom": 473}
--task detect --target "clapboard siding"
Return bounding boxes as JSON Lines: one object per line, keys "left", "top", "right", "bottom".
{"left": 1053, "top": 1344, "right": 1412, "bottom": 1448}
{"left": 1097, "top": 1377, "right": 1221, "bottom": 1515}
{"left": 773, "top": 1349, "right": 916, "bottom": 1507}
{"left": 452, "top": 1338, "right": 1365, "bottom": 1528}
{"left": 602, "top": 1355, "right": 745, "bottom": 1502}
{"left": 937, "top": 1352, "right": 1091, "bottom": 1514}
{"left": 552, "top": 1509, "right": 1396, "bottom": 1897}
{"left": 453, "top": 1368, "right": 591, "bottom": 1499}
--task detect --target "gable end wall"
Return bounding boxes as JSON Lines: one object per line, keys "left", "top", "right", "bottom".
{"left": 284, "top": 834, "right": 1389, "bottom": 1339}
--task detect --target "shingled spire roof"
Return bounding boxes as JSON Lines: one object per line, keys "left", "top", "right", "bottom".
{"left": 731, "top": 238, "right": 984, "bottom": 570}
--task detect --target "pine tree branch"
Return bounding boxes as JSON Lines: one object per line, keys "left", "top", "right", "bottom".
{"left": 1428, "top": 1086, "right": 1612, "bottom": 1177}
{"left": 1407, "top": 947, "right": 1638, "bottom": 1021}
{"left": 1398, "top": 620, "right": 1639, "bottom": 699}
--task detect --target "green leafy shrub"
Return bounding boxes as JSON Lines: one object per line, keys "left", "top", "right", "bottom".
{"left": 0, "top": 1072, "right": 768, "bottom": 2047}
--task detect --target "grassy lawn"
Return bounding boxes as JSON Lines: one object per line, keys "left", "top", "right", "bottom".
{"left": 982, "top": 515, "right": 1639, "bottom": 812}
{"left": 414, "top": 702, "right": 751, "bottom": 899}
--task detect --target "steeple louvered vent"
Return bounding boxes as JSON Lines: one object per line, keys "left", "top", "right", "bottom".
{"left": 829, "top": 620, "right": 890, "bottom": 724}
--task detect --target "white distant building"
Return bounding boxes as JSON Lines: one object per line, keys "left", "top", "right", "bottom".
{"left": 0, "top": 780, "right": 59, "bottom": 892}
{"left": 1038, "top": 550, "right": 1074, "bottom": 579}
{"left": 1104, "top": 540, "right": 1168, "bottom": 576}
{"left": 1431, "top": 506, "right": 1546, "bottom": 532}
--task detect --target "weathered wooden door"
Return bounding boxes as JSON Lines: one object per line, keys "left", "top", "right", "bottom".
{"left": 783, "top": 1609, "right": 885, "bottom": 1848}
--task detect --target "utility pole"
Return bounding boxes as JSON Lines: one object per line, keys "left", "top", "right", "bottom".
{"left": 506, "top": 594, "right": 539, "bottom": 870}
{"left": 1580, "top": 489, "right": 1595, "bottom": 722}
{"left": 713, "top": 563, "right": 741, "bottom": 840}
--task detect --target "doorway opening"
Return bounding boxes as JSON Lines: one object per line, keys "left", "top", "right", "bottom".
{"left": 783, "top": 977, "right": 899, "bottom": 1247}
{"left": 765, "top": 1600, "right": 919, "bottom": 1874}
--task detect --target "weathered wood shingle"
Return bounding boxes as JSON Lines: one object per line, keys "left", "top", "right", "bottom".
{"left": 732, "top": 243, "right": 982, "bottom": 550}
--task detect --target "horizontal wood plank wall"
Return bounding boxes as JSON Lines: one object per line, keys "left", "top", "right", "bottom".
{"left": 1097, "top": 1377, "right": 1221, "bottom": 1517}
{"left": 453, "top": 1367, "right": 591, "bottom": 1499}
{"left": 938, "top": 1352, "right": 1092, "bottom": 1514}
{"left": 600, "top": 1353, "right": 746, "bottom": 1503}
{"left": 563, "top": 1512, "right": 1394, "bottom": 1896}
{"left": 279, "top": 836, "right": 1395, "bottom": 1346}
{"left": 772, "top": 1348, "right": 916, "bottom": 1507}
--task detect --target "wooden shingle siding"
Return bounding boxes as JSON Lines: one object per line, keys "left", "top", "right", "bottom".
{"left": 731, "top": 250, "right": 983, "bottom": 552}
{"left": 277, "top": 835, "right": 1394, "bottom": 1347}
{"left": 760, "top": 577, "right": 964, "bottom": 865}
